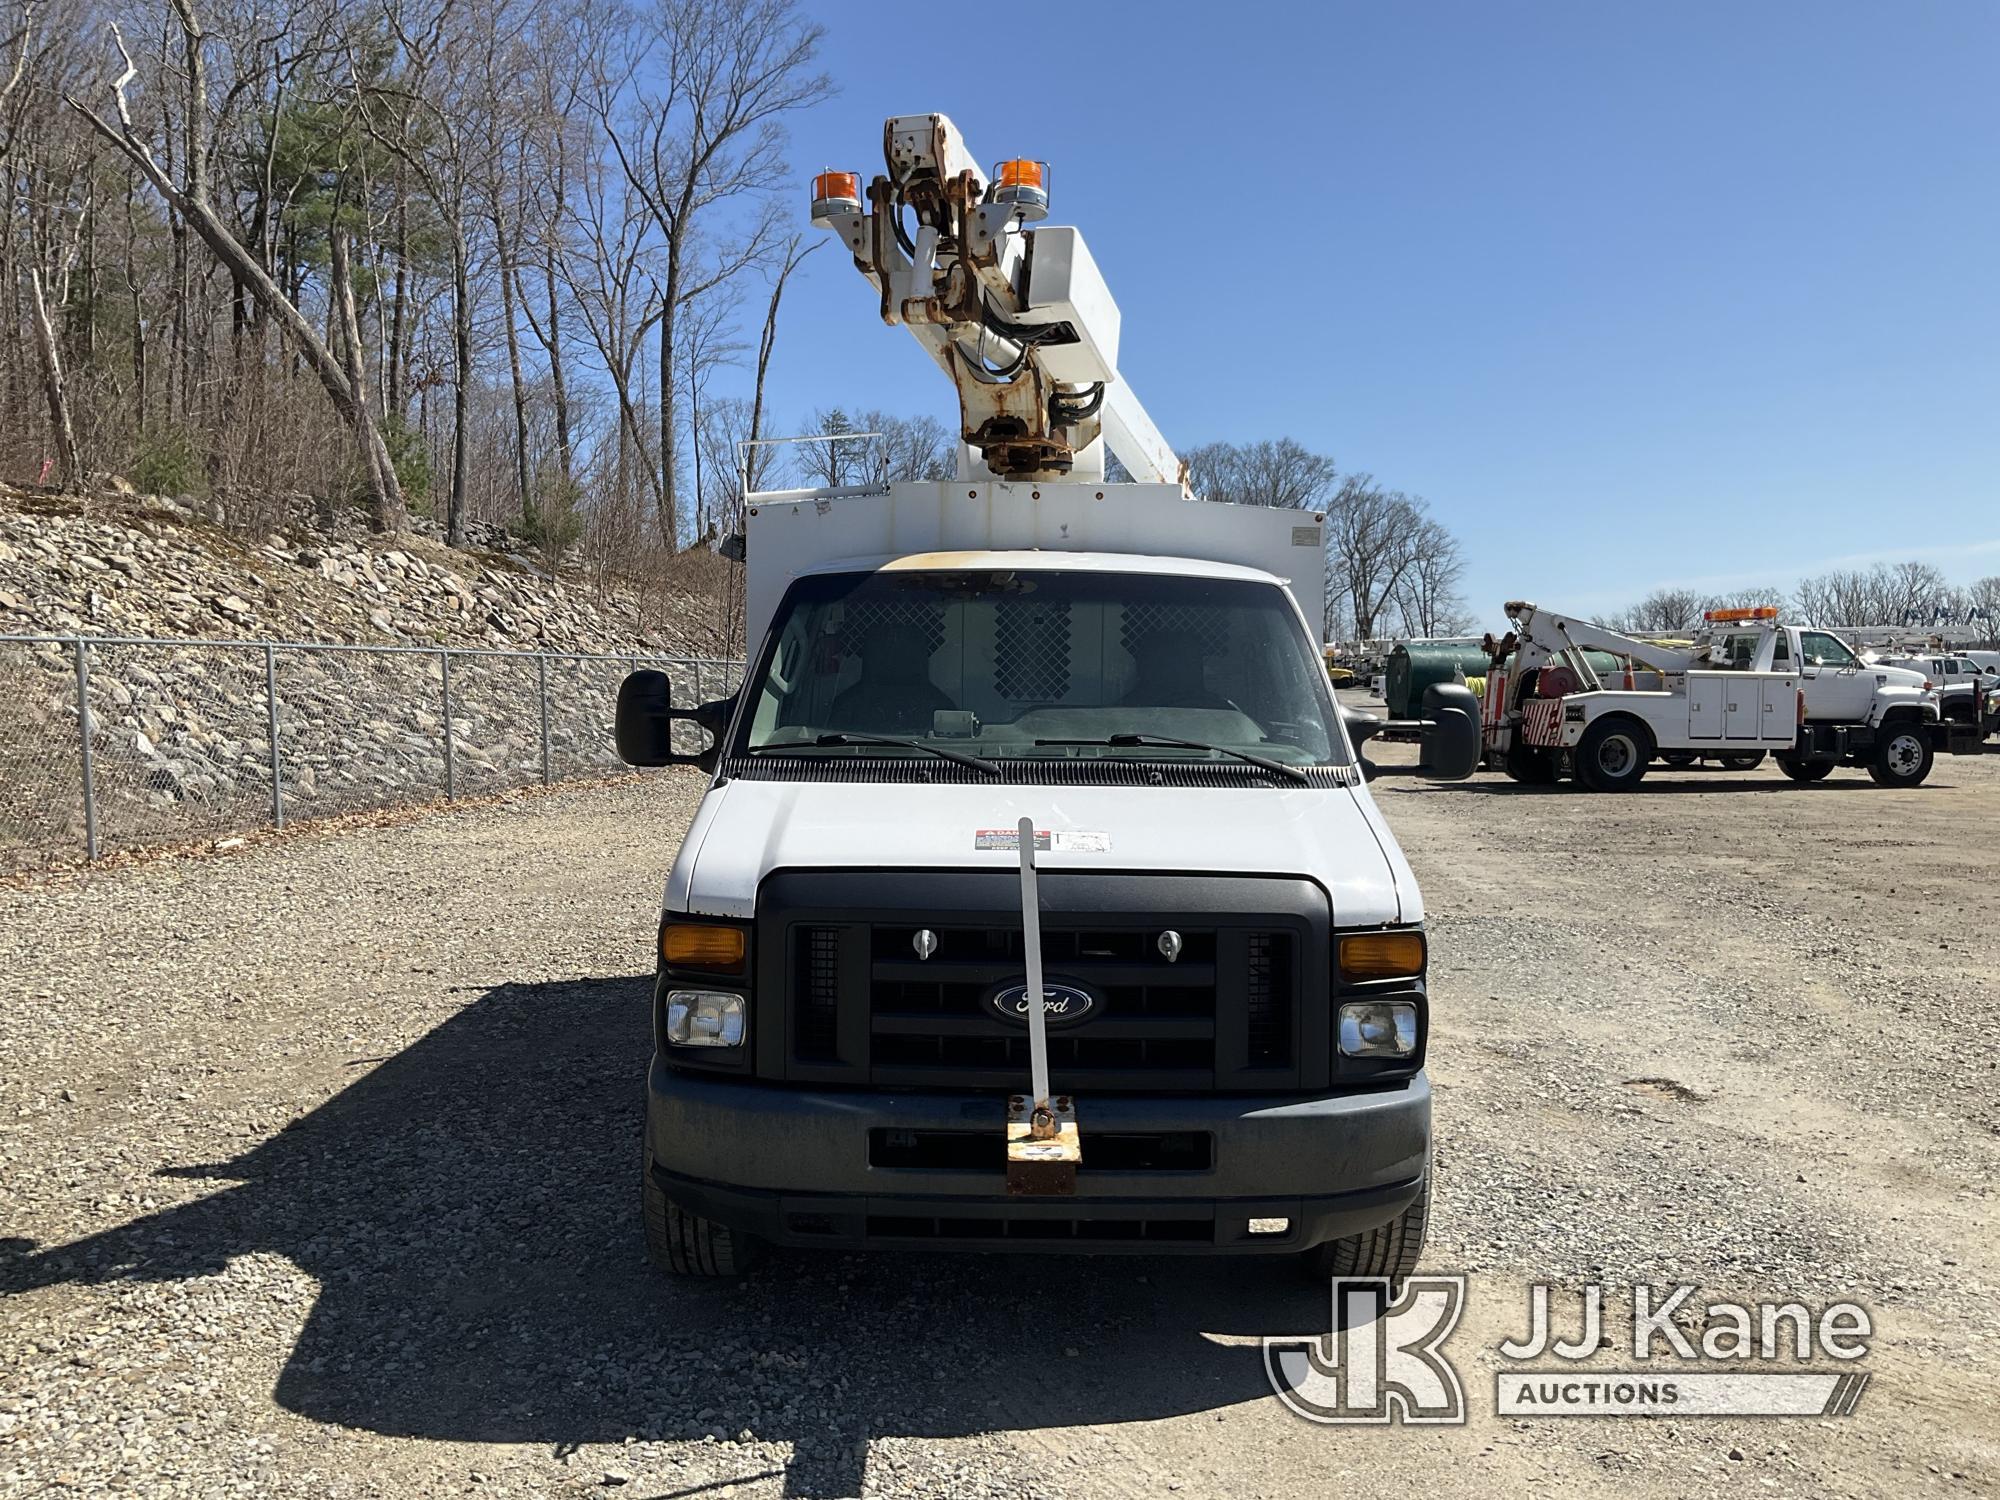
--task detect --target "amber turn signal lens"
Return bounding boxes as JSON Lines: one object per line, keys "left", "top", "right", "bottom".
{"left": 661, "top": 923, "right": 746, "bottom": 972}
{"left": 1339, "top": 930, "right": 1426, "bottom": 980}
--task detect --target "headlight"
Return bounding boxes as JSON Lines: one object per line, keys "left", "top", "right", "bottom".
{"left": 664, "top": 990, "right": 746, "bottom": 1048}
{"left": 1338, "top": 1000, "right": 1419, "bottom": 1058}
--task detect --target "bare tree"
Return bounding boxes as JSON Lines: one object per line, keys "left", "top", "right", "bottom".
{"left": 27, "top": 265, "right": 82, "bottom": 486}
{"left": 1390, "top": 516, "right": 1474, "bottom": 637}
{"left": 65, "top": 7, "right": 407, "bottom": 527}
{"left": 594, "top": 0, "right": 830, "bottom": 548}
{"left": 743, "top": 231, "right": 812, "bottom": 492}
{"left": 1184, "top": 437, "right": 1338, "bottom": 511}
{"left": 1793, "top": 561, "right": 1954, "bottom": 626}
{"left": 1603, "top": 588, "right": 1703, "bottom": 634}
{"left": 1965, "top": 576, "right": 2000, "bottom": 649}
{"left": 1326, "top": 474, "right": 1425, "bottom": 642}
{"left": 352, "top": 0, "right": 497, "bottom": 544}
{"left": 798, "top": 408, "right": 953, "bottom": 489}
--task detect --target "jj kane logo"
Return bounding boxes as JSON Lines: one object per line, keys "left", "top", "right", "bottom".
{"left": 1265, "top": 1279, "right": 1873, "bottom": 1425}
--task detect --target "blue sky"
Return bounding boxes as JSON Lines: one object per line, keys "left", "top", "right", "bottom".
{"left": 755, "top": 0, "right": 1999, "bottom": 626}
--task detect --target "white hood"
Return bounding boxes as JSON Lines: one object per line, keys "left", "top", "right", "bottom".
{"left": 667, "top": 779, "right": 1418, "bottom": 927}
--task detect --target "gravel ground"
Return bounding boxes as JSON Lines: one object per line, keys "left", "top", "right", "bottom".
{"left": 1, "top": 745, "right": 1996, "bottom": 1497}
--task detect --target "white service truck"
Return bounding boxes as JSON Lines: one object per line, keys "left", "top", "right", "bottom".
{"left": 609, "top": 113, "right": 1478, "bottom": 1279}
{"left": 1485, "top": 602, "right": 1980, "bottom": 790}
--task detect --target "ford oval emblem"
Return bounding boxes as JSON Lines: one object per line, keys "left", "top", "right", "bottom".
{"left": 985, "top": 980, "right": 1099, "bottom": 1030}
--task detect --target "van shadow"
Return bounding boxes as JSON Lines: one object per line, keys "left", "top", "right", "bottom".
{"left": 1, "top": 976, "right": 1326, "bottom": 1497}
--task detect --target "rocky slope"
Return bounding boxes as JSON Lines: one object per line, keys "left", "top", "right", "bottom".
{"left": 0, "top": 489, "right": 679, "bottom": 654}
{"left": 0, "top": 490, "right": 722, "bottom": 867}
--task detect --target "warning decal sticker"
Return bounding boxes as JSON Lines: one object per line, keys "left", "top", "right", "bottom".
{"left": 973, "top": 829, "right": 1112, "bottom": 853}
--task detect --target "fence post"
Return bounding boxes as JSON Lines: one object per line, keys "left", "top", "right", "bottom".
{"left": 537, "top": 653, "right": 552, "bottom": 787}
{"left": 265, "top": 643, "right": 284, "bottom": 829}
{"left": 439, "top": 649, "right": 456, "bottom": 800}
{"left": 72, "top": 638, "right": 99, "bottom": 861}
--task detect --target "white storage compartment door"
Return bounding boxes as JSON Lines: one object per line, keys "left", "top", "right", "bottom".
{"left": 1724, "top": 679, "right": 1761, "bottom": 739}
{"left": 1759, "top": 679, "right": 1796, "bottom": 744}
{"left": 1687, "top": 673, "right": 1724, "bottom": 739}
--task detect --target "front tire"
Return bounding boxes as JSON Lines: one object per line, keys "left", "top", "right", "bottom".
{"left": 1776, "top": 754, "right": 1834, "bottom": 783}
{"left": 643, "top": 1158, "right": 765, "bottom": 1276}
{"left": 1299, "top": 1176, "right": 1430, "bottom": 1290}
{"left": 1660, "top": 751, "right": 1697, "bottom": 768}
{"left": 1716, "top": 751, "right": 1767, "bottom": 771}
{"left": 1576, "top": 718, "right": 1652, "bottom": 791}
{"left": 1867, "top": 724, "right": 1935, "bottom": 787}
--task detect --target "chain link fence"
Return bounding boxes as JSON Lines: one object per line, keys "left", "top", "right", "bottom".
{"left": 0, "top": 634, "right": 740, "bottom": 871}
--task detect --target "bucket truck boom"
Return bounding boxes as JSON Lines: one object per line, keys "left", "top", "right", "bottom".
{"left": 811, "top": 114, "right": 1179, "bottom": 486}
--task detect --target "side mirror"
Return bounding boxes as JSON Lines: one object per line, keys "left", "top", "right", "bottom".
{"left": 615, "top": 670, "right": 677, "bottom": 765}
{"left": 1341, "top": 705, "right": 1385, "bottom": 749}
{"left": 1416, "top": 683, "right": 1480, "bottom": 780}
{"left": 615, "top": 670, "right": 734, "bottom": 771}
{"left": 1341, "top": 705, "right": 1386, "bottom": 782}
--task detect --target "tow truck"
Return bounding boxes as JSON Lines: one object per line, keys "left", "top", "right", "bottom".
{"left": 1484, "top": 603, "right": 1980, "bottom": 790}
{"left": 609, "top": 113, "right": 1479, "bottom": 1278}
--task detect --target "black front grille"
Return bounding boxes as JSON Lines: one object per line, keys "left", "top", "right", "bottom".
{"left": 757, "top": 871, "right": 1329, "bottom": 1094}
{"left": 863, "top": 920, "right": 1234, "bottom": 1089}
{"left": 796, "top": 927, "right": 841, "bottom": 1060}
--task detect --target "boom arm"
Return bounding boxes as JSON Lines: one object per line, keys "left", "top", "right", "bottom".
{"left": 1503, "top": 601, "right": 1705, "bottom": 680}
{"left": 812, "top": 113, "right": 1179, "bottom": 487}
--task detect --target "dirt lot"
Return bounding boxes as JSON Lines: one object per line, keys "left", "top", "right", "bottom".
{"left": 2, "top": 747, "right": 1996, "bottom": 1498}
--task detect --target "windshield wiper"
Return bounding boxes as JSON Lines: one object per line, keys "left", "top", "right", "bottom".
{"left": 748, "top": 733, "right": 1000, "bottom": 776}
{"left": 1033, "top": 734, "right": 1315, "bottom": 786}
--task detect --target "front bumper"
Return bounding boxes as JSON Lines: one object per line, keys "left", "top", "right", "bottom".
{"left": 645, "top": 1058, "right": 1430, "bottom": 1254}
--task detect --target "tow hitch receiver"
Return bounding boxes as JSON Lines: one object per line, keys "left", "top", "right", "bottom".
{"left": 1005, "top": 816, "right": 1082, "bottom": 1196}
{"left": 1005, "top": 1094, "right": 1080, "bottom": 1196}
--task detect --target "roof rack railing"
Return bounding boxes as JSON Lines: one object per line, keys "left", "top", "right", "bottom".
{"left": 736, "top": 431, "right": 885, "bottom": 502}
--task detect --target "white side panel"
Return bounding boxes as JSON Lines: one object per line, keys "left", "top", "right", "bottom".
{"left": 744, "top": 483, "right": 1327, "bottom": 660}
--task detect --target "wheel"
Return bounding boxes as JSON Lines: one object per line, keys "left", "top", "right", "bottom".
{"left": 643, "top": 1158, "right": 764, "bottom": 1276}
{"left": 1575, "top": 718, "right": 1652, "bottom": 792}
{"left": 1660, "top": 751, "right": 1697, "bottom": 768}
{"left": 1715, "top": 751, "right": 1766, "bottom": 771}
{"left": 1503, "top": 742, "right": 1559, "bottom": 784}
{"left": 1867, "top": 724, "right": 1935, "bottom": 787}
{"left": 1299, "top": 1175, "right": 1430, "bottom": 1289}
{"left": 1776, "top": 754, "right": 1834, "bottom": 783}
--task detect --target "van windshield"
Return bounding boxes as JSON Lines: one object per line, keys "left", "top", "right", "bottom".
{"left": 738, "top": 569, "right": 1347, "bottom": 768}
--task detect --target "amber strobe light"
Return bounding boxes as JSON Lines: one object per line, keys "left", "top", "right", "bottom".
{"left": 809, "top": 171, "right": 862, "bottom": 227}
{"left": 991, "top": 158, "right": 1050, "bottom": 220}
{"left": 1339, "top": 930, "right": 1426, "bottom": 980}
{"left": 660, "top": 922, "right": 746, "bottom": 972}
{"left": 1703, "top": 605, "right": 1780, "bottom": 622}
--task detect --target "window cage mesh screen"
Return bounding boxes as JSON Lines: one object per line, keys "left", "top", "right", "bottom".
{"left": 836, "top": 600, "right": 946, "bottom": 657}
{"left": 1118, "top": 602, "right": 1236, "bottom": 657}
{"left": 994, "top": 599, "right": 1073, "bottom": 701}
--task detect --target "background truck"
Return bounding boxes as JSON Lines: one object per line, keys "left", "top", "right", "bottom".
{"left": 1484, "top": 602, "right": 1978, "bottom": 790}
{"left": 609, "top": 113, "right": 1479, "bottom": 1279}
